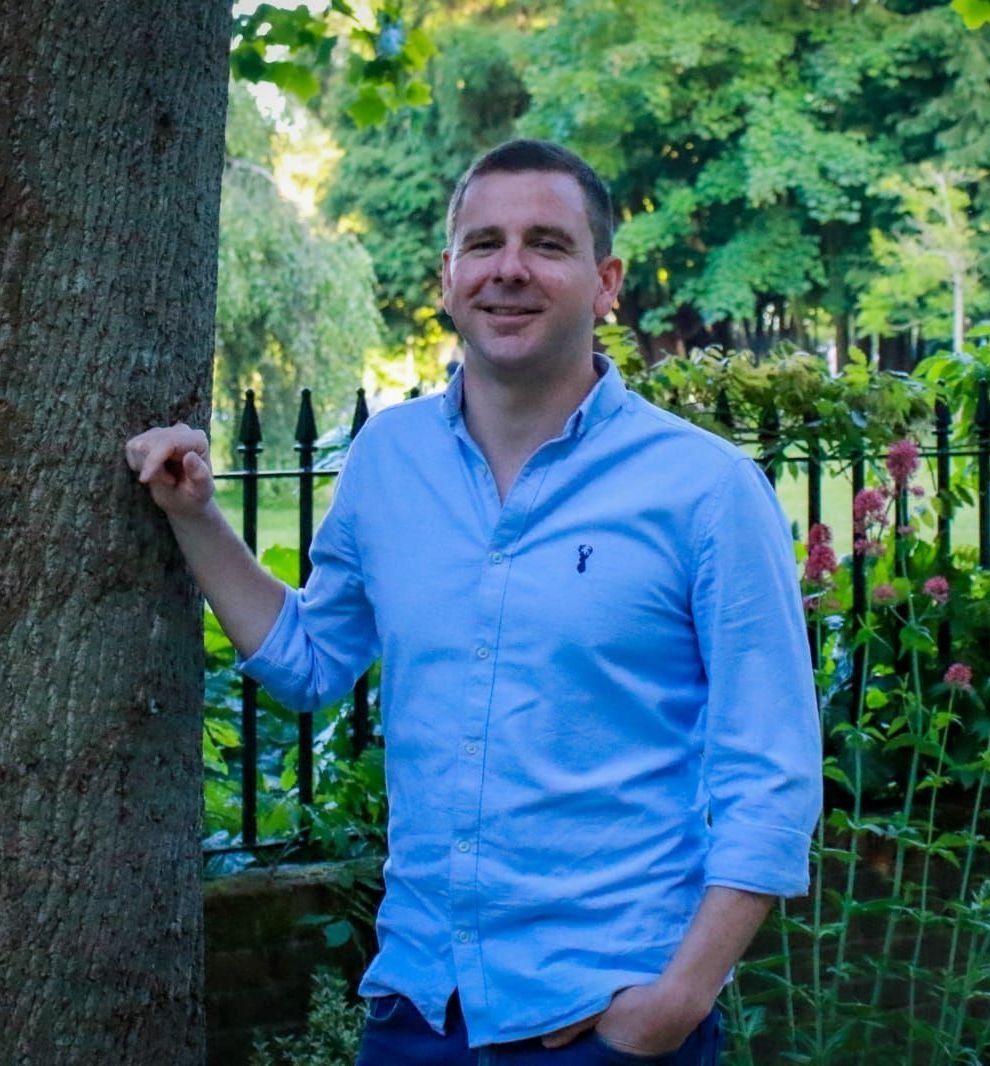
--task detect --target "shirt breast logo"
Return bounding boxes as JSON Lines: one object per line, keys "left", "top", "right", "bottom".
{"left": 577, "top": 544, "right": 594, "bottom": 573}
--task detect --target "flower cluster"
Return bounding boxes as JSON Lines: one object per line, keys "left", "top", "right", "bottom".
{"left": 923, "top": 576, "right": 950, "bottom": 605}
{"left": 944, "top": 662, "right": 973, "bottom": 691}
{"left": 853, "top": 487, "right": 889, "bottom": 557}
{"left": 886, "top": 438, "right": 921, "bottom": 489}
{"left": 872, "top": 583, "right": 898, "bottom": 605}
{"left": 804, "top": 523, "right": 839, "bottom": 585}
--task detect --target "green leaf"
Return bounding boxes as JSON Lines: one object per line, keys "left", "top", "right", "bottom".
{"left": 403, "top": 28, "right": 436, "bottom": 68}
{"left": 348, "top": 86, "right": 389, "bottom": 127}
{"left": 206, "top": 719, "right": 240, "bottom": 748}
{"left": 952, "top": 0, "right": 990, "bottom": 30}
{"left": 865, "top": 687, "right": 889, "bottom": 709}
{"left": 322, "top": 919, "right": 354, "bottom": 948}
{"left": 264, "top": 61, "right": 320, "bottom": 102}
{"left": 404, "top": 80, "right": 432, "bottom": 107}
{"left": 261, "top": 544, "right": 302, "bottom": 587}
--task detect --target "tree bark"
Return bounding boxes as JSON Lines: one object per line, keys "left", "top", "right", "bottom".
{"left": 0, "top": 2, "right": 230, "bottom": 1063}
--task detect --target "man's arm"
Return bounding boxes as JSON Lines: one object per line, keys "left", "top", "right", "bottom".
{"left": 125, "top": 423, "right": 284, "bottom": 658}
{"left": 542, "top": 886, "right": 772, "bottom": 1053}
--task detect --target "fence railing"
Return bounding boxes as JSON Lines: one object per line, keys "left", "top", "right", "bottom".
{"left": 204, "top": 379, "right": 990, "bottom": 856}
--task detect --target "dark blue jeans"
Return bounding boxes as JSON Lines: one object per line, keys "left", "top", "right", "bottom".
{"left": 356, "top": 991, "right": 723, "bottom": 1066}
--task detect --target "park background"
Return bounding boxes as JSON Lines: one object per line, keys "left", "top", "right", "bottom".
{"left": 3, "top": 0, "right": 990, "bottom": 1064}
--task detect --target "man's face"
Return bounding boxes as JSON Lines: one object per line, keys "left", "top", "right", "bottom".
{"left": 442, "top": 169, "right": 623, "bottom": 379}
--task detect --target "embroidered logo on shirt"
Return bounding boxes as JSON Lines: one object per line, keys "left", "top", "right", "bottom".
{"left": 577, "top": 544, "right": 594, "bottom": 573}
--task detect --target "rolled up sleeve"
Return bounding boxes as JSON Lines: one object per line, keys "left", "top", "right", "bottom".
{"left": 238, "top": 446, "right": 380, "bottom": 714}
{"left": 691, "top": 457, "right": 822, "bottom": 897}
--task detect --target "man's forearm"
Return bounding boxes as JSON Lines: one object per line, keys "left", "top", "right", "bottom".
{"left": 658, "top": 885, "right": 774, "bottom": 1012}
{"left": 168, "top": 500, "right": 285, "bottom": 659}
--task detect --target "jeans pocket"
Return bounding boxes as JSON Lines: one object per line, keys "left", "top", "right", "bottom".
{"left": 588, "top": 1030, "right": 671, "bottom": 1065}
{"left": 366, "top": 993, "right": 404, "bottom": 1025}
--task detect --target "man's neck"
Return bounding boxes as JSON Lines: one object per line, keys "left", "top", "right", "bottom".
{"left": 461, "top": 355, "right": 600, "bottom": 501}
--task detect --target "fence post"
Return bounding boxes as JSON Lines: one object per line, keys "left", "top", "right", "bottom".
{"left": 851, "top": 449, "right": 867, "bottom": 720}
{"left": 350, "top": 388, "right": 371, "bottom": 758}
{"left": 934, "top": 398, "right": 953, "bottom": 663}
{"left": 294, "top": 389, "right": 317, "bottom": 808}
{"left": 805, "top": 410, "right": 822, "bottom": 672}
{"left": 759, "top": 403, "right": 779, "bottom": 487}
{"left": 977, "top": 381, "right": 990, "bottom": 570}
{"left": 237, "top": 389, "right": 263, "bottom": 848}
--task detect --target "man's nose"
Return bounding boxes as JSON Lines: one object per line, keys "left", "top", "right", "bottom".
{"left": 491, "top": 242, "right": 529, "bottom": 283}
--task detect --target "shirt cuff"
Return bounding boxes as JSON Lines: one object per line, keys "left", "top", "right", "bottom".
{"left": 235, "top": 581, "right": 296, "bottom": 676}
{"left": 705, "top": 819, "right": 813, "bottom": 897}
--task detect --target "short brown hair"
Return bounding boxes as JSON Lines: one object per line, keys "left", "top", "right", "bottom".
{"left": 446, "top": 139, "right": 614, "bottom": 262}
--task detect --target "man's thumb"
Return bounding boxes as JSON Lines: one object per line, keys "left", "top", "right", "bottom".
{"left": 183, "top": 450, "right": 210, "bottom": 481}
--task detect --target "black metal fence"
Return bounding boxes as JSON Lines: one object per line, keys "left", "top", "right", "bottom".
{"left": 207, "top": 380, "right": 990, "bottom": 855}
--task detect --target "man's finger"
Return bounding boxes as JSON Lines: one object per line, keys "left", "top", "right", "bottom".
{"left": 183, "top": 450, "right": 212, "bottom": 484}
{"left": 540, "top": 1014, "right": 601, "bottom": 1049}
{"left": 138, "top": 443, "right": 179, "bottom": 485}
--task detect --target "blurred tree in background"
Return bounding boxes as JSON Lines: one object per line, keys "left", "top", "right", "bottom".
{"left": 215, "top": 83, "right": 383, "bottom": 468}
{"left": 224, "top": 0, "right": 989, "bottom": 416}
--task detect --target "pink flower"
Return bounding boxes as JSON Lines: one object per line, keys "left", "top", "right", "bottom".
{"left": 924, "top": 576, "right": 950, "bottom": 605}
{"left": 897, "top": 524, "right": 916, "bottom": 536}
{"left": 886, "top": 439, "right": 921, "bottom": 489}
{"left": 805, "top": 543, "right": 839, "bottom": 584}
{"left": 854, "top": 538, "right": 887, "bottom": 558}
{"left": 944, "top": 662, "right": 973, "bottom": 691}
{"left": 853, "top": 488, "right": 887, "bottom": 525}
{"left": 808, "top": 523, "right": 833, "bottom": 547}
{"left": 910, "top": 485, "right": 926, "bottom": 498}
{"left": 872, "top": 583, "right": 898, "bottom": 605}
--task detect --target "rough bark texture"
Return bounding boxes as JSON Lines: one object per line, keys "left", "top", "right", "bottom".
{"left": 0, "top": 2, "right": 230, "bottom": 1062}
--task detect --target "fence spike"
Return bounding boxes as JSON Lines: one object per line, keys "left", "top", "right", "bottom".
{"left": 237, "top": 388, "right": 263, "bottom": 450}
{"left": 351, "top": 387, "right": 369, "bottom": 438}
{"left": 715, "top": 389, "right": 733, "bottom": 428}
{"left": 294, "top": 388, "right": 318, "bottom": 449}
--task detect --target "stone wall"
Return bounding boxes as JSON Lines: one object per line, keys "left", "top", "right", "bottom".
{"left": 204, "top": 858, "right": 381, "bottom": 1065}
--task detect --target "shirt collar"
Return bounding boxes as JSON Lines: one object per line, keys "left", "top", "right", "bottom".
{"left": 441, "top": 353, "right": 627, "bottom": 439}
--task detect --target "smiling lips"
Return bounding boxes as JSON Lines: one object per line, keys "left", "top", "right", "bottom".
{"left": 480, "top": 304, "right": 542, "bottom": 318}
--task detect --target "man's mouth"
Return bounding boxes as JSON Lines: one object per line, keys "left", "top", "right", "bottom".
{"left": 481, "top": 305, "right": 540, "bottom": 317}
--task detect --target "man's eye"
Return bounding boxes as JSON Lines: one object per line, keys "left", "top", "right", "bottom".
{"left": 534, "top": 240, "right": 565, "bottom": 252}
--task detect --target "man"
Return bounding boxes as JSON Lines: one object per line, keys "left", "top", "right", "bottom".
{"left": 126, "top": 140, "right": 821, "bottom": 1064}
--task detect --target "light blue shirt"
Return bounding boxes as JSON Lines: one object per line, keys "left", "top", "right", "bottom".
{"left": 240, "top": 355, "right": 822, "bottom": 1047}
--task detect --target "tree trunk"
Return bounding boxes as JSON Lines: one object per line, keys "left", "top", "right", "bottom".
{"left": 0, "top": 3, "right": 230, "bottom": 1063}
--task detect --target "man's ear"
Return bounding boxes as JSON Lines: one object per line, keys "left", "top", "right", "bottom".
{"left": 593, "top": 255, "right": 624, "bottom": 319}
{"left": 441, "top": 249, "right": 452, "bottom": 314}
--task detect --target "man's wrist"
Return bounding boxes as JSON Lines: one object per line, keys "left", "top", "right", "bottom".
{"left": 646, "top": 969, "right": 720, "bottom": 1029}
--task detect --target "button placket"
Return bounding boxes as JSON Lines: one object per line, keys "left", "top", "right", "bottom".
{"left": 449, "top": 489, "right": 537, "bottom": 1014}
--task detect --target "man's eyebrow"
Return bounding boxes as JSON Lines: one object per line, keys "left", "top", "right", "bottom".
{"left": 460, "top": 226, "right": 502, "bottom": 244}
{"left": 527, "top": 225, "right": 576, "bottom": 246}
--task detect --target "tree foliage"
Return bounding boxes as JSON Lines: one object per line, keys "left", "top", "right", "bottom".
{"left": 320, "top": 13, "right": 530, "bottom": 349}
{"left": 518, "top": 0, "right": 990, "bottom": 356}
{"left": 215, "top": 84, "right": 383, "bottom": 466}
{"left": 311, "top": 0, "right": 988, "bottom": 364}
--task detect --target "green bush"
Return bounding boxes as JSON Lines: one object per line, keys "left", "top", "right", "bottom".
{"left": 250, "top": 969, "right": 364, "bottom": 1066}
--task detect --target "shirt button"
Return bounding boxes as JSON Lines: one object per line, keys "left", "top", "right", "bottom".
{"left": 489, "top": 551, "right": 504, "bottom": 564}
{"left": 457, "top": 839, "right": 471, "bottom": 853}
{"left": 476, "top": 646, "right": 489, "bottom": 660}
{"left": 456, "top": 930, "right": 471, "bottom": 944}
{"left": 464, "top": 741, "right": 478, "bottom": 755}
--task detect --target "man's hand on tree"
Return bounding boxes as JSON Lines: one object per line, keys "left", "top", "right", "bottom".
{"left": 125, "top": 423, "right": 214, "bottom": 516}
